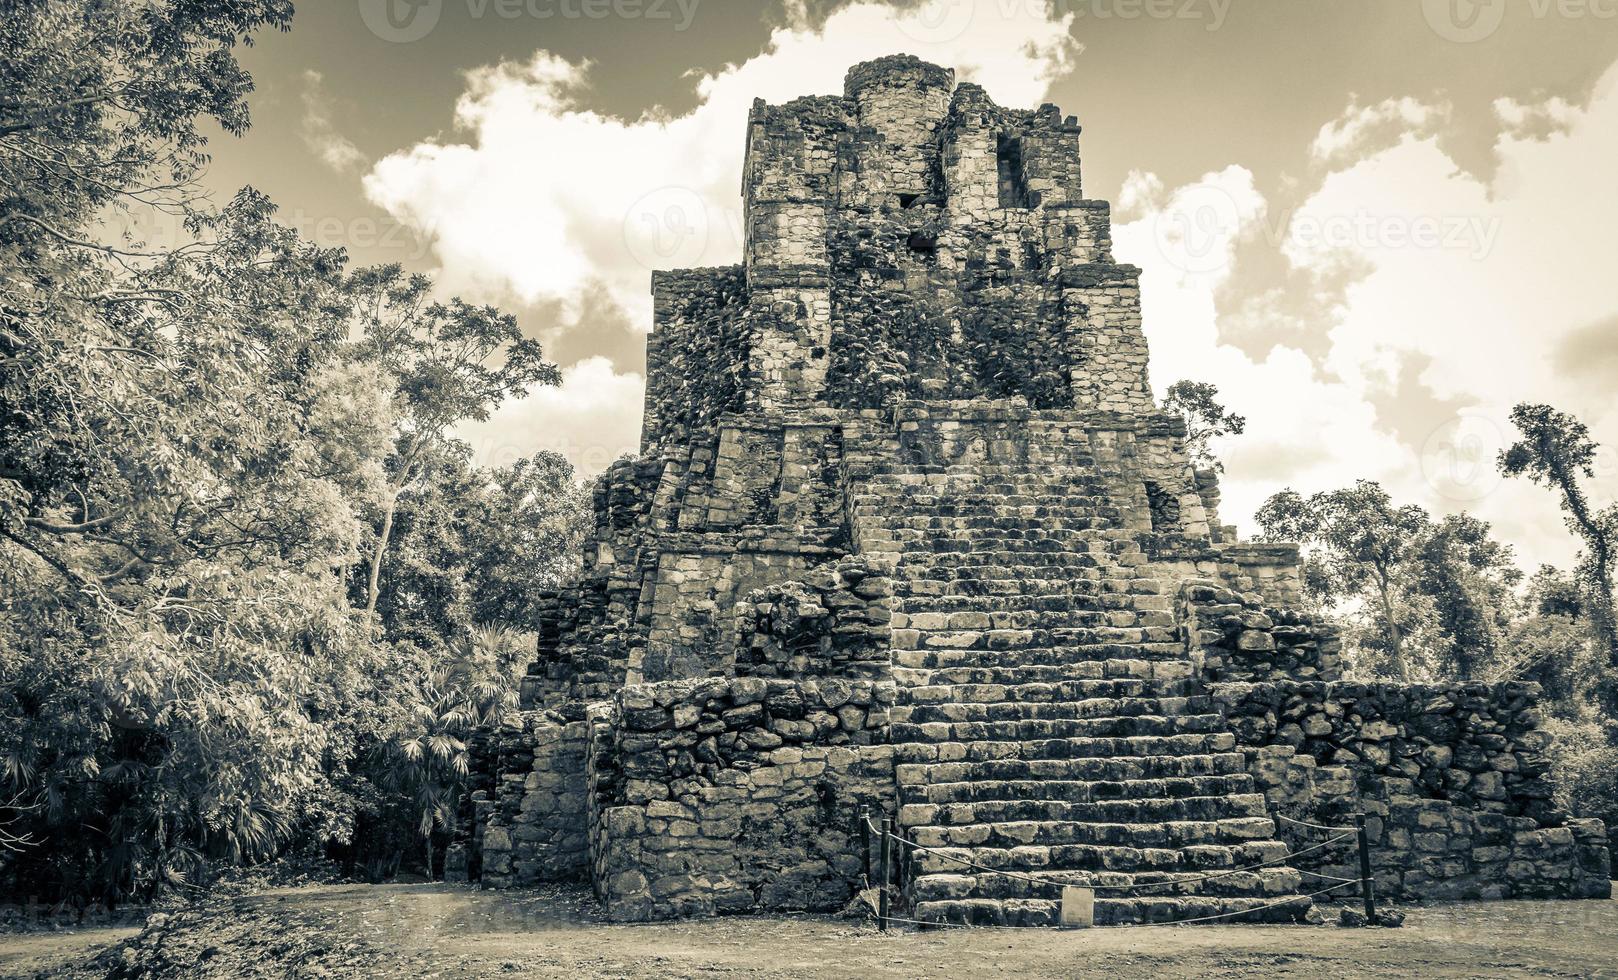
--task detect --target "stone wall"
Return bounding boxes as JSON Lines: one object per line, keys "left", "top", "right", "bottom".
{"left": 1182, "top": 581, "right": 1342, "bottom": 683}
{"left": 642, "top": 267, "right": 749, "bottom": 455}
{"left": 1214, "top": 681, "right": 1612, "bottom": 901}
{"left": 586, "top": 676, "right": 896, "bottom": 920}
{"left": 732, "top": 556, "right": 894, "bottom": 680}
{"left": 479, "top": 713, "right": 590, "bottom": 887}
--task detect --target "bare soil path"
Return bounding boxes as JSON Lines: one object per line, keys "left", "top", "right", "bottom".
{"left": 4, "top": 883, "right": 1616, "bottom": 979}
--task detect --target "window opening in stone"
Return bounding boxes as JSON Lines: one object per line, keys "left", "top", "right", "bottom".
{"left": 1145, "top": 481, "right": 1180, "bottom": 533}
{"left": 897, "top": 192, "right": 922, "bottom": 209}
{"left": 997, "top": 134, "right": 1033, "bottom": 209}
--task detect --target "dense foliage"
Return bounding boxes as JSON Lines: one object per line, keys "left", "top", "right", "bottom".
{"left": 1254, "top": 406, "right": 1618, "bottom": 848}
{"left": 0, "top": 0, "right": 587, "bottom": 902}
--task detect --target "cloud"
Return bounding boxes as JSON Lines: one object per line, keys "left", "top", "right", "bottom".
{"left": 362, "top": 0, "right": 1078, "bottom": 332}
{"left": 299, "top": 70, "right": 366, "bottom": 174}
{"left": 1309, "top": 95, "right": 1450, "bottom": 169}
{"left": 1493, "top": 95, "right": 1579, "bottom": 141}
{"left": 1112, "top": 166, "right": 1411, "bottom": 541}
{"left": 460, "top": 356, "right": 645, "bottom": 478}
{"left": 1120, "top": 61, "right": 1618, "bottom": 571}
{"left": 1552, "top": 315, "right": 1618, "bottom": 388}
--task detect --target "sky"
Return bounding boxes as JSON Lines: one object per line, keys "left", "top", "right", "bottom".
{"left": 200, "top": 0, "right": 1618, "bottom": 572}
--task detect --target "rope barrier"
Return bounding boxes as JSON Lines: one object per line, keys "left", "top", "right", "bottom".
{"left": 859, "top": 811, "right": 1378, "bottom": 930}
{"left": 1133, "top": 879, "right": 1363, "bottom": 927}
{"left": 869, "top": 879, "right": 1369, "bottom": 931}
{"left": 1296, "top": 869, "right": 1364, "bottom": 884}
{"left": 1274, "top": 813, "right": 1358, "bottom": 834}
{"left": 871, "top": 817, "right": 1356, "bottom": 894}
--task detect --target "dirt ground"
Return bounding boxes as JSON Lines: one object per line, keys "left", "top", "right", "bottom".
{"left": 3, "top": 882, "right": 1616, "bottom": 979}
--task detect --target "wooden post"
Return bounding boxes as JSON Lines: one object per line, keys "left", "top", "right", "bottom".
{"left": 1356, "top": 813, "right": 1377, "bottom": 924}
{"left": 894, "top": 823, "right": 906, "bottom": 893}
{"left": 859, "top": 805, "right": 871, "bottom": 887}
{"left": 879, "top": 815, "right": 892, "bottom": 932}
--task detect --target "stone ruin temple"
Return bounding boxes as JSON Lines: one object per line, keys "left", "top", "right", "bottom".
{"left": 469, "top": 55, "right": 1610, "bottom": 926}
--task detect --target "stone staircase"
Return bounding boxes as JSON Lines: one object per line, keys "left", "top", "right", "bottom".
{"left": 852, "top": 461, "right": 1312, "bottom": 926}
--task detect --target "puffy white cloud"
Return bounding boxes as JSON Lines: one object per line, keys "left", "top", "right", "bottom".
{"left": 363, "top": 0, "right": 1077, "bottom": 332}
{"left": 1121, "top": 61, "right": 1618, "bottom": 570}
{"left": 1492, "top": 94, "right": 1578, "bottom": 140}
{"left": 460, "top": 356, "right": 644, "bottom": 477}
{"left": 299, "top": 71, "right": 366, "bottom": 174}
{"left": 1114, "top": 167, "right": 1412, "bottom": 541}
{"left": 1309, "top": 95, "right": 1449, "bottom": 169}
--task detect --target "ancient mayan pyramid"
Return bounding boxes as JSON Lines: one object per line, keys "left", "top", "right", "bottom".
{"left": 479, "top": 55, "right": 1609, "bottom": 926}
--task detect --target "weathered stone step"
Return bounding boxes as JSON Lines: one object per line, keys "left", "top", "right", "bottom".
{"left": 891, "top": 663, "right": 1196, "bottom": 688}
{"left": 855, "top": 480, "right": 1110, "bottom": 496}
{"left": 899, "top": 556, "right": 1139, "bottom": 572}
{"left": 898, "top": 793, "right": 1274, "bottom": 828}
{"left": 910, "top": 894, "right": 1312, "bottom": 927}
{"left": 892, "top": 596, "right": 1115, "bottom": 617}
{"left": 894, "top": 628, "right": 1181, "bottom": 651}
{"left": 901, "top": 772, "right": 1257, "bottom": 806}
{"left": 908, "top": 816, "right": 1276, "bottom": 850}
{"left": 894, "top": 648, "right": 1188, "bottom": 675}
{"left": 895, "top": 571, "right": 1143, "bottom": 589}
{"left": 891, "top": 694, "right": 1214, "bottom": 725}
{"left": 874, "top": 511, "right": 1120, "bottom": 527}
{"left": 890, "top": 713, "right": 1227, "bottom": 745}
{"left": 920, "top": 837, "right": 1288, "bottom": 873}
{"left": 855, "top": 502, "right": 1115, "bottom": 520}
{"left": 895, "top": 678, "right": 1163, "bottom": 702}
{"left": 895, "top": 578, "right": 1106, "bottom": 598}
{"left": 895, "top": 752, "right": 1250, "bottom": 786}
{"left": 894, "top": 732, "right": 1238, "bottom": 764}
{"left": 897, "top": 547, "right": 1124, "bottom": 564}
{"left": 912, "top": 864, "right": 1301, "bottom": 904}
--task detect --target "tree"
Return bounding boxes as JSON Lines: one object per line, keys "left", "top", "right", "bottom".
{"left": 345, "top": 266, "right": 561, "bottom": 618}
{"left": 0, "top": 192, "right": 394, "bottom": 899}
{"left": 468, "top": 454, "right": 590, "bottom": 628}
{"left": 1410, "top": 513, "right": 1521, "bottom": 680}
{"left": 1165, "top": 380, "right": 1246, "bottom": 472}
{"left": 1499, "top": 403, "right": 1618, "bottom": 712}
{"left": 1256, "top": 481, "right": 1431, "bottom": 680}
{"left": 382, "top": 661, "right": 506, "bottom": 880}
{"left": 0, "top": 0, "right": 592, "bottom": 903}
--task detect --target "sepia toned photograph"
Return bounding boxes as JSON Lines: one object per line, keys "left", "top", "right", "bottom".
{"left": 2, "top": 1, "right": 1616, "bottom": 976}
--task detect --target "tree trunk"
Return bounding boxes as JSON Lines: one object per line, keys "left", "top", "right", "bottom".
{"left": 1377, "top": 574, "right": 1409, "bottom": 681}
{"left": 425, "top": 832, "right": 434, "bottom": 882}
{"left": 1553, "top": 467, "right": 1618, "bottom": 711}
{"left": 364, "top": 493, "right": 397, "bottom": 618}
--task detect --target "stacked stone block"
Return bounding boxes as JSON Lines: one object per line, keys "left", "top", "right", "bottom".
{"left": 481, "top": 714, "right": 590, "bottom": 887}
{"left": 1219, "top": 682, "right": 1611, "bottom": 900}
{"left": 586, "top": 676, "right": 896, "bottom": 920}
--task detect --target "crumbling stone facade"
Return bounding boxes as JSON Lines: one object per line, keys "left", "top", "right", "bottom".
{"left": 487, "top": 55, "right": 1609, "bottom": 924}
